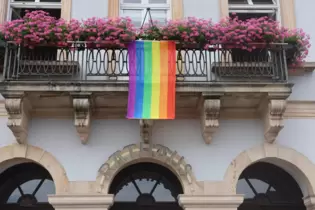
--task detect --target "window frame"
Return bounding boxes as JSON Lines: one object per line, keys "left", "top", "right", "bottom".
{"left": 2, "top": 0, "right": 72, "bottom": 22}
{"left": 228, "top": 0, "right": 281, "bottom": 22}
{"left": 119, "top": 0, "right": 172, "bottom": 26}
{"left": 7, "top": 0, "right": 62, "bottom": 21}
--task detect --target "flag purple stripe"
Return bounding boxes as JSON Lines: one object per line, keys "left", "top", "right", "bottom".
{"left": 127, "top": 42, "right": 137, "bottom": 118}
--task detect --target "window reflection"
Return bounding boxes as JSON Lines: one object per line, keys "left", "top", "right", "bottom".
{"left": 115, "top": 179, "right": 175, "bottom": 202}
{"left": 237, "top": 162, "right": 305, "bottom": 210}
{"left": 0, "top": 162, "right": 55, "bottom": 209}
{"left": 8, "top": 179, "right": 55, "bottom": 203}
{"left": 109, "top": 162, "right": 183, "bottom": 210}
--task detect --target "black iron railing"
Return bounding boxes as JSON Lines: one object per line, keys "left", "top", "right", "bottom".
{"left": 0, "top": 41, "right": 5, "bottom": 75}
{"left": 2, "top": 42, "right": 289, "bottom": 83}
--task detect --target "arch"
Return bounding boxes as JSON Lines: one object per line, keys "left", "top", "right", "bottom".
{"left": 0, "top": 143, "right": 69, "bottom": 193}
{"left": 96, "top": 143, "right": 199, "bottom": 195}
{"left": 224, "top": 143, "right": 315, "bottom": 197}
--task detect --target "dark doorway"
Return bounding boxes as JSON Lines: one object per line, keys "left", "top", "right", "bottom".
{"left": 237, "top": 162, "right": 306, "bottom": 210}
{"left": 109, "top": 162, "right": 183, "bottom": 210}
{"left": 0, "top": 162, "right": 55, "bottom": 210}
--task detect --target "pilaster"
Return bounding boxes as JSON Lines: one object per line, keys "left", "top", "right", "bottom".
{"left": 178, "top": 195, "right": 244, "bottom": 210}
{"left": 48, "top": 194, "right": 114, "bottom": 210}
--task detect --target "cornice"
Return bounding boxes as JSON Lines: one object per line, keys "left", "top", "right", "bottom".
{"left": 0, "top": 100, "right": 315, "bottom": 119}
{"left": 48, "top": 194, "right": 114, "bottom": 209}
{"left": 284, "top": 100, "right": 315, "bottom": 118}
{"left": 288, "top": 62, "right": 315, "bottom": 76}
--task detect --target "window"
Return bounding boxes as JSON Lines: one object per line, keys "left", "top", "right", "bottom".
{"left": 119, "top": 0, "right": 171, "bottom": 27}
{"left": 109, "top": 163, "right": 183, "bottom": 210}
{"left": 237, "top": 162, "right": 306, "bottom": 210}
{"left": 8, "top": 0, "right": 62, "bottom": 20}
{"left": 0, "top": 163, "right": 55, "bottom": 209}
{"left": 228, "top": 0, "right": 279, "bottom": 21}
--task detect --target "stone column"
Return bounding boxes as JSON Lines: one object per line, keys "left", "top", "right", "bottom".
{"left": 48, "top": 194, "right": 114, "bottom": 210}
{"left": 304, "top": 196, "right": 315, "bottom": 210}
{"left": 178, "top": 195, "right": 244, "bottom": 210}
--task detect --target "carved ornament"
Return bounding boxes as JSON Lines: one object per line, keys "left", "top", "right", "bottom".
{"left": 97, "top": 143, "right": 195, "bottom": 194}
{"left": 5, "top": 97, "right": 30, "bottom": 144}
{"left": 200, "top": 99, "right": 221, "bottom": 144}
{"left": 264, "top": 99, "right": 287, "bottom": 143}
{"left": 73, "top": 98, "right": 91, "bottom": 144}
{"left": 140, "top": 120, "right": 154, "bottom": 143}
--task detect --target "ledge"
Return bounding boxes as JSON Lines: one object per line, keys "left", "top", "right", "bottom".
{"left": 48, "top": 194, "right": 114, "bottom": 209}
{"left": 288, "top": 62, "right": 315, "bottom": 76}
{"left": 178, "top": 194, "right": 244, "bottom": 209}
{"left": 0, "top": 81, "right": 293, "bottom": 93}
{"left": 1, "top": 100, "right": 314, "bottom": 120}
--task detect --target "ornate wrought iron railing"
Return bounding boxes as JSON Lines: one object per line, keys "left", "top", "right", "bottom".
{"left": 0, "top": 41, "right": 5, "bottom": 76}
{"left": 2, "top": 42, "right": 289, "bottom": 83}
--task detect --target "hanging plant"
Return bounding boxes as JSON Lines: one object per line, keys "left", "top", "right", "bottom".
{"left": 215, "top": 15, "right": 284, "bottom": 50}
{"left": 0, "top": 10, "right": 311, "bottom": 66}
{"left": 160, "top": 17, "right": 216, "bottom": 49}
{"left": 79, "top": 17, "right": 137, "bottom": 48}
{"left": 3, "top": 10, "right": 70, "bottom": 48}
{"left": 215, "top": 15, "right": 285, "bottom": 62}
{"left": 283, "top": 28, "right": 311, "bottom": 67}
{"left": 137, "top": 21, "right": 163, "bottom": 40}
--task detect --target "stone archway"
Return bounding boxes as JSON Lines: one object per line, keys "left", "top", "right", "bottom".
{"left": 96, "top": 143, "right": 200, "bottom": 195}
{"left": 0, "top": 143, "right": 69, "bottom": 193}
{"left": 224, "top": 143, "right": 315, "bottom": 197}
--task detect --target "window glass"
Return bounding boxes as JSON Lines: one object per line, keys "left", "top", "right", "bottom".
{"left": 11, "top": 8, "right": 61, "bottom": 20}
{"left": 228, "top": 0, "right": 248, "bottom": 4}
{"left": 252, "top": 0, "right": 274, "bottom": 4}
{"left": 120, "top": 0, "right": 170, "bottom": 26}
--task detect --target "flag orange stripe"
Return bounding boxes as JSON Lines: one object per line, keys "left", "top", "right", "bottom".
{"left": 167, "top": 42, "right": 176, "bottom": 119}
{"left": 159, "top": 41, "right": 168, "bottom": 119}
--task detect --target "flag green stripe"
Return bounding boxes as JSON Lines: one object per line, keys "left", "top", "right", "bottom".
{"left": 142, "top": 41, "right": 153, "bottom": 118}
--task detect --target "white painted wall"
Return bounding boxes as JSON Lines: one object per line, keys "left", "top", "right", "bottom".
{"left": 26, "top": 118, "right": 262, "bottom": 181}
{"left": 288, "top": 0, "right": 315, "bottom": 100}
{"left": 0, "top": 118, "right": 309, "bottom": 182}
{"left": 72, "top": 0, "right": 108, "bottom": 20}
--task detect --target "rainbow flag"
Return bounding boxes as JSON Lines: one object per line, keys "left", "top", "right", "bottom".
{"left": 127, "top": 40, "right": 176, "bottom": 119}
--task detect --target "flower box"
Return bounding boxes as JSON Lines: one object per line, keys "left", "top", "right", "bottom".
{"left": 0, "top": 40, "right": 5, "bottom": 47}
{"left": 176, "top": 42, "right": 207, "bottom": 50}
{"left": 223, "top": 43, "right": 270, "bottom": 62}
{"left": 85, "top": 41, "right": 129, "bottom": 49}
{"left": 21, "top": 45, "right": 59, "bottom": 60}
{"left": 0, "top": 10, "right": 310, "bottom": 69}
{"left": 285, "top": 44, "right": 298, "bottom": 65}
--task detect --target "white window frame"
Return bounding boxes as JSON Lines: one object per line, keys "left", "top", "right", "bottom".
{"left": 8, "top": 0, "right": 62, "bottom": 20}
{"left": 228, "top": 0, "right": 281, "bottom": 23}
{"left": 119, "top": 0, "right": 171, "bottom": 27}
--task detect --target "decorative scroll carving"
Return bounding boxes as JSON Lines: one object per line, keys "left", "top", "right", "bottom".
{"left": 73, "top": 98, "right": 91, "bottom": 144}
{"left": 5, "top": 97, "right": 30, "bottom": 144}
{"left": 264, "top": 99, "right": 287, "bottom": 143}
{"left": 200, "top": 99, "right": 221, "bottom": 144}
{"left": 140, "top": 120, "right": 154, "bottom": 143}
{"left": 97, "top": 143, "right": 196, "bottom": 194}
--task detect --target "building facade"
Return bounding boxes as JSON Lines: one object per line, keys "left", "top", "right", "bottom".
{"left": 0, "top": 0, "right": 315, "bottom": 210}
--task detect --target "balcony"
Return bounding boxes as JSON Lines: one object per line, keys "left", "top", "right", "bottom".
{"left": 2, "top": 42, "right": 289, "bottom": 83}
{"left": 0, "top": 42, "right": 293, "bottom": 145}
